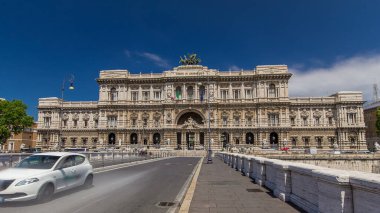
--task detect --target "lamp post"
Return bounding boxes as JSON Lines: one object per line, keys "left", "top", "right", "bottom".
{"left": 198, "top": 74, "right": 212, "bottom": 163}
{"left": 58, "top": 75, "right": 75, "bottom": 151}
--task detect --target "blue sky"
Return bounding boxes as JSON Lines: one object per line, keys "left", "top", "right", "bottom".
{"left": 1, "top": 0, "right": 380, "bottom": 119}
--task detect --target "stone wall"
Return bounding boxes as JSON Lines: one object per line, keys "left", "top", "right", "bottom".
{"left": 220, "top": 152, "right": 380, "bottom": 213}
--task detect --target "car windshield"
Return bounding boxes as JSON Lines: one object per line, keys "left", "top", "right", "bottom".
{"left": 15, "top": 155, "right": 61, "bottom": 169}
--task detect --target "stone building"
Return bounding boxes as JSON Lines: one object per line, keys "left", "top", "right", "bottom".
{"left": 364, "top": 100, "right": 380, "bottom": 151}
{"left": 36, "top": 65, "right": 367, "bottom": 151}
{"left": 1, "top": 123, "right": 38, "bottom": 152}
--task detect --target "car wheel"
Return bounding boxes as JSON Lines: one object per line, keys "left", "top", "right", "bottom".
{"left": 83, "top": 174, "right": 93, "bottom": 188}
{"left": 37, "top": 183, "right": 54, "bottom": 202}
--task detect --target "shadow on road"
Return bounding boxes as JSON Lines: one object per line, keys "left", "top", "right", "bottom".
{"left": 0, "top": 185, "right": 94, "bottom": 208}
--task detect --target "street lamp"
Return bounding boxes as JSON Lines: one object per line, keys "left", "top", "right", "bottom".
{"left": 58, "top": 75, "right": 75, "bottom": 151}
{"left": 198, "top": 74, "right": 212, "bottom": 164}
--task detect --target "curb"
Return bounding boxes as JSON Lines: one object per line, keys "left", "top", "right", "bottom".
{"left": 177, "top": 157, "right": 204, "bottom": 213}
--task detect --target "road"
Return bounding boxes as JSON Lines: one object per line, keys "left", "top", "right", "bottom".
{"left": 0, "top": 157, "right": 201, "bottom": 213}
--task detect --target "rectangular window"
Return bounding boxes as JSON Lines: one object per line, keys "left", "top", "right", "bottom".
{"left": 347, "top": 113, "right": 357, "bottom": 124}
{"left": 131, "top": 91, "right": 138, "bottom": 101}
{"left": 154, "top": 91, "right": 161, "bottom": 100}
{"left": 290, "top": 118, "right": 295, "bottom": 126}
{"left": 268, "top": 114, "right": 279, "bottom": 126}
{"left": 221, "top": 90, "right": 228, "bottom": 100}
{"left": 107, "top": 116, "right": 117, "bottom": 127}
{"left": 63, "top": 120, "right": 67, "bottom": 128}
{"left": 314, "top": 117, "right": 320, "bottom": 126}
{"left": 143, "top": 119, "right": 148, "bottom": 127}
{"left": 245, "top": 89, "right": 252, "bottom": 99}
{"left": 233, "top": 90, "right": 240, "bottom": 99}
{"left": 132, "top": 119, "right": 136, "bottom": 127}
{"left": 303, "top": 117, "right": 308, "bottom": 126}
{"left": 142, "top": 91, "right": 150, "bottom": 101}
{"left": 328, "top": 137, "right": 335, "bottom": 146}
{"left": 44, "top": 117, "right": 51, "bottom": 128}
{"left": 328, "top": 117, "right": 333, "bottom": 125}
{"left": 94, "top": 120, "right": 98, "bottom": 128}
{"left": 303, "top": 137, "right": 310, "bottom": 147}
{"left": 222, "top": 117, "right": 228, "bottom": 126}
{"left": 84, "top": 120, "right": 88, "bottom": 128}
{"left": 154, "top": 119, "right": 159, "bottom": 127}
{"left": 316, "top": 137, "right": 322, "bottom": 147}
{"left": 246, "top": 117, "right": 252, "bottom": 126}
{"left": 234, "top": 117, "right": 239, "bottom": 126}
{"left": 73, "top": 120, "right": 78, "bottom": 128}
{"left": 291, "top": 138, "right": 297, "bottom": 148}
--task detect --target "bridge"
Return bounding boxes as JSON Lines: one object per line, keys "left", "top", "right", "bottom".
{"left": 1, "top": 151, "right": 379, "bottom": 212}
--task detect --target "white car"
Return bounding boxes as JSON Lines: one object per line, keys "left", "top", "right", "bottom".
{"left": 0, "top": 152, "right": 93, "bottom": 203}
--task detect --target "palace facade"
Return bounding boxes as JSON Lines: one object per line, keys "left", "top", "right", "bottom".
{"left": 36, "top": 65, "right": 367, "bottom": 151}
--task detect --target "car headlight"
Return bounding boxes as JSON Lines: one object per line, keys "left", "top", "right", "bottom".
{"left": 15, "top": 178, "right": 40, "bottom": 186}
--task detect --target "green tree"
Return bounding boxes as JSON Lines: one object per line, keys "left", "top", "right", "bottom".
{"left": 0, "top": 100, "right": 34, "bottom": 145}
{"left": 376, "top": 107, "right": 380, "bottom": 135}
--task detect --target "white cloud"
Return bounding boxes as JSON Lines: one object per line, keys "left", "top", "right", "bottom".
{"left": 289, "top": 54, "right": 380, "bottom": 102}
{"left": 124, "top": 49, "right": 132, "bottom": 58}
{"left": 229, "top": 65, "right": 241, "bottom": 71}
{"left": 124, "top": 50, "right": 171, "bottom": 68}
{"left": 138, "top": 52, "right": 170, "bottom": 68}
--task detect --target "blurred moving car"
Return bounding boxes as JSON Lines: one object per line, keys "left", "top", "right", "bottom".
{"left": 0, "top": 152, "right": 93, "bottom": 203}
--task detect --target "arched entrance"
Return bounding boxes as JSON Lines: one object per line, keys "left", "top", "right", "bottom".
{"left": 130, "top": 133, "right": 138, "bottom": 144}
{"left": 246, "top": 132, "right": 254, "bottom": 144}
{"left": 222, "top": 132, "right": 229, "bottom": 148}
{"left": 176, "top": 111, "right": 205, "bottom": 150}
{"left": 269, "top": 132, "right": 278, "bottom": 146}
{"left": 153, "top": 133, "right": 160, "bottom": 144}
{"left": 177, "top": 111, "right": 204, "bottom": 125}
{"left": 108, "top": 133, "right": 116, "bottom": 145}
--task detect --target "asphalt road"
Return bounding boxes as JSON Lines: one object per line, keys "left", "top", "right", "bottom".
{"left": 0, "top": 157, "right": 201, "bottom": 213}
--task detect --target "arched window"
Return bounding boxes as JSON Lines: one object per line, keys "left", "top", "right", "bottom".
{"left": 130, "top": 133, "right": 138, "bottom": 144}
{"left": 199, "top": 85, "right": 205, "bottom": 102}
{"left": 187, "top": 86, "right": 194, "bottom": 99}
{"left": 110, "top": 87, "right": 118, "bottom": 101}
{"left": 246, "top": 132, "right": 254, "bottom": 144}
{"left": 268, "top": 84, "right": 276, "bottom": 98}
{"left": 175, "top": 86, "right": 182, "bottom": 99}
{"left": 153, "top": 133, "right": 161, "bottom": 144}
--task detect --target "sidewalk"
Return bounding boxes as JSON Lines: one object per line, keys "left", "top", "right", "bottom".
{"left": 189, "top": 157, "right": 303, "bottom": 213}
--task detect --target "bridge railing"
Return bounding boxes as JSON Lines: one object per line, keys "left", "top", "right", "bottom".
{"left": 0, "top": 150, "right": 206, "bottom": 170}
{"left": 219, "top": 152, "right": 380, "bottom": 213}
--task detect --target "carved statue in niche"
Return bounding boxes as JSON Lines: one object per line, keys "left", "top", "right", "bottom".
{"left": 62, "top": 113, "right": 69, "bottom": 121}
{"left": 93, "top": 113, "right": 99, "bottom": 120}
{"left": 167, "top": 85, "right": 173, "bottom": 98}
{"left": 72, "top": 113, "right": 79, "bottom": 121}
{"left": 209, "top": 84, "right": 215, "bottom": 101}
{"left": 183, "top": 116, "right": 199, "bottom": 129}
{"left": 166, "top": 112, "right": 172, "bottom": 123}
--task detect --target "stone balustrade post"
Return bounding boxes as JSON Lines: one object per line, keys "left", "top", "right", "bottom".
{"left": 312, "top": 169, "right": 353, "bottom": 213}
{"left": 236, "top": 154, "right": 243, "bottom": 171}
{"left": 272, "top": 161, "right": 293, "bottom": 202}
{"left": 288, "top": 164, "right": 320, "bottom": 213}
{"left": 251, "top": 157, "right": 266, "bottom": 186}
{"left": 248, "top": 158, "right": 255, "bottom": 179}
{"left": 350, "top": 172, "right": 380, "bottom": 212}
{"left": 264, "top": 159, "right": 282, "bottom": 191}
{"left": 243, "top": 156, "right": 252, "bottom": 176}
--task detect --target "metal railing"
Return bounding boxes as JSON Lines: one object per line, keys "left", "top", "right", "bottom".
{"left": 0, "top": 150, "right": 206, "bottom": 170}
